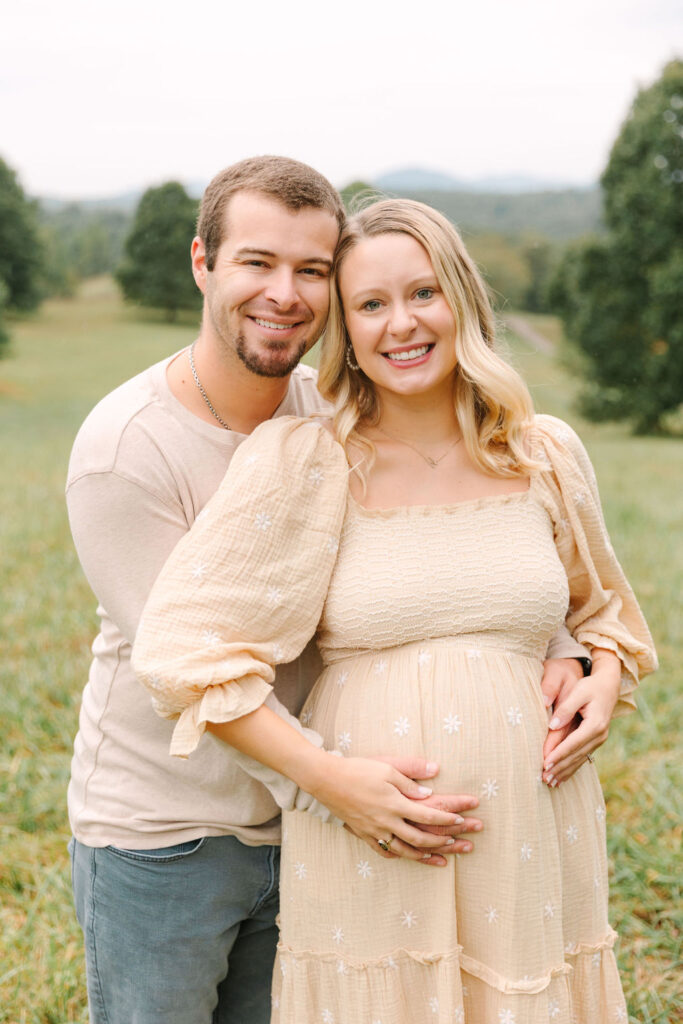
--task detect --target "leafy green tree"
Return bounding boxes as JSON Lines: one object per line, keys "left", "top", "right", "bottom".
{"left": 116, "top": 182, "right": 200, "bottom": 320}
{"left": 553, "top": 59, "right": 683, "bottom": 432}
{"left": 0, "top": 157, "right": 45, "bottom": 353}
{"left": 0, "top": 157, "right": 44, "bottom": 311}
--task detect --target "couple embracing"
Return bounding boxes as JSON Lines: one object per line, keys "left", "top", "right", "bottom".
{"left": 67, "top": 156, "right": 655, "bottom": 1023}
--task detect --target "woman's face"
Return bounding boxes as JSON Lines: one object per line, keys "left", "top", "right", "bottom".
{"left": 338, "top": 232, "right": 458, "bottom": 404}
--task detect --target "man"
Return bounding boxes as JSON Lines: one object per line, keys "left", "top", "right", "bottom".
{"left": 67, "top": 157, "right": 491, "bottom": 1024}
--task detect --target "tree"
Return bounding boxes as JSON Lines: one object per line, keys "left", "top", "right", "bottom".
{"left": 0, "top": 156, "right": 45, "bottom": 352}
{"left": 552, "top": 60, "right": 683, "bottom": 432}
{"left": 116, "top": 182, "right": 201, "bottom": 320}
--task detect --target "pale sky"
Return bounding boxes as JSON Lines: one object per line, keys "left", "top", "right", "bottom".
{"left": 2, "top": 0, "right": 681, "bottom": 199}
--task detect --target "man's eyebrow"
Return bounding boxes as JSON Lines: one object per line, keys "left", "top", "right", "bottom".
{"left": 233, "top": 247, "right": 332, "bottom": 268}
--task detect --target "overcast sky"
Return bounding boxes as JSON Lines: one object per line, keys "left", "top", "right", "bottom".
{"left": 2, "top": 0, "right": 681, "bottom": 199}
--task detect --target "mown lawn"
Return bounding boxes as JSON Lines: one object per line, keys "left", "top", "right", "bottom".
{"left": 0, "top": 280, "right": 680, "bottom": 1023}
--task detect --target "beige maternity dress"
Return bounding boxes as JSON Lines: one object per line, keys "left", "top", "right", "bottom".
{"left": 134, "top": 413, "right": 656, "bottom": 1024}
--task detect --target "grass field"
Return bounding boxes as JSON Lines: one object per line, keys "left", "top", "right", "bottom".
{"left": 0, "top": 279, "right": 681, "bottom": 1023}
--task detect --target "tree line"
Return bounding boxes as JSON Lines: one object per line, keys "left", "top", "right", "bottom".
{"left": 1, "top": 59, "right": 681, "bottom": 432}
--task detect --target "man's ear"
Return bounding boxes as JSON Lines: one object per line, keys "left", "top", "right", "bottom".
{"left": 191, "top": 236, "right": 208, "bottom": 295}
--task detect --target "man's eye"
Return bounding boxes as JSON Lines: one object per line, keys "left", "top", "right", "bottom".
{"left": 301, "top": 267, "right": 327, "bottom": 277}
{"left": 362, "top": 299, "right": 382, "bottom": 311}
{"left": 416, "top": 288, "right": 434, "bottom": 300}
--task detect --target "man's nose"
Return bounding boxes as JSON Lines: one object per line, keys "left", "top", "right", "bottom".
{"left": 264, "top": 268, "right": 299, "bottom": 309}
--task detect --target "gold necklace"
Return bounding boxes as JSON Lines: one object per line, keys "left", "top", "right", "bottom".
{"left": 375, "top": 424, "right": 462, "bottom": 468}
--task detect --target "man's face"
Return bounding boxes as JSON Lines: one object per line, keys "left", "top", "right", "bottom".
{"left": 193, "top": 191, "right": 339, "bottom": 378}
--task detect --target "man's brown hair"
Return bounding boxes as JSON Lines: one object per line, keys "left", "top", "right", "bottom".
{"left": 197, "top": 155, "right": 346, "bottom": 270}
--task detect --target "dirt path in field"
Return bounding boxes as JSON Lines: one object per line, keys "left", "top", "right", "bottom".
{"left": 503, "top": 314, "right": 555, "bottom": 354}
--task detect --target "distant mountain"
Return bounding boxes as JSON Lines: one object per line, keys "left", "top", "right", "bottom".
{"left": 373, "top": 166, "right": 591, "bottom": 194}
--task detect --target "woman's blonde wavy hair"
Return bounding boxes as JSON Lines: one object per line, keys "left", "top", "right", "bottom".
{"left": 318, "top": 198, "right": 540, "bottom": 479}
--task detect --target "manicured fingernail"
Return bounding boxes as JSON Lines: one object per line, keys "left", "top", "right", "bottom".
{"left": 453, "top": 815, "right": 464, "bottom": 825}
{"left": 551, "top": 779, "right": 559, "bottom": 788}
{"left": 546, "top": 774, "right": 555, "bottom": 785}
{"left": 417, "top": 785, "right": 432, "bottom": 796}
{"left": 425, "top": 762, "right": 438, "bottom": 774}
{"left": 543, "top": 694, "right": 553, "bottom": 707}
{"left": 549, "top": 717, "right": 561, "bottom": 730}
{"left": 462, "top": 842, "right": 472, "bottom": 852}
{"left": 445, "top": 838, "right": 456, "bottom": 845}
{"left": 544, "top": 762, "right": 554, "bottom": 771}
{"left": 421, "top": 852, "right": 432, "bottom": 861}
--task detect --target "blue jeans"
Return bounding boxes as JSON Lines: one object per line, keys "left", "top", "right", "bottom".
{"left": 69, "top": 835, "right": 280, "bottom": 1024}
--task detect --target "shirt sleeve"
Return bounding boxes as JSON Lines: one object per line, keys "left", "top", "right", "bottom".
{"left": 132, "top": 416, "right": 349, "bottom": 757}
{"left": 530, "top": 414, "right": 658, "bottom": 715}
{"left": 545, "top": 623, "right": 591, "bottom": 662}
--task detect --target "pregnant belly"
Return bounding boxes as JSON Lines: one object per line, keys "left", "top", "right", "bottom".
{"left": 303, "top": 641, "right": 551, "bottom": 794}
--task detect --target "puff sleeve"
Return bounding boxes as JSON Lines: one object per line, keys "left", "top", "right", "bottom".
{"left": 530, "top": 414, "right": 657, "bottom": 715}
{"left": 132, "top": 416, "right": 348, "bottom": 756}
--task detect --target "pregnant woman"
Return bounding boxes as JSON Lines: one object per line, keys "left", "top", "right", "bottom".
{"left": 133, "top": 198, "right": 655, "bottom": 1022}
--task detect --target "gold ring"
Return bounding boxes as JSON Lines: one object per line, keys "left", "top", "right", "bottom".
{"left": 587, "top": 754, "right": 595, "bottom": 764}
{"left": 377, "top": 836, "right": 393, "bottom": 853}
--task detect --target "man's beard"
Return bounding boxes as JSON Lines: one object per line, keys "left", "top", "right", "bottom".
{"left": 235, "top": 335, "right": 309, "bottom": 379}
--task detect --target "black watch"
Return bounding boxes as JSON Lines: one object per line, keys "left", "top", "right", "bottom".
{"left": 576, "top": 657, "right": 592, "bottom": 676}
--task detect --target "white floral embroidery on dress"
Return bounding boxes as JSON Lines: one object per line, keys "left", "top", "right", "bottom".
{"left": 552, "top": 426, "right": 571, "bottom": 444}
{"left": 595, "top": 805, "right": 606, "bottom": 822}
{"left": 573, "top": 491, "right": 587, "bottom": 507}
{"left": 499, "top": 1010, "right": 516, "bottom": 1024}
{"left": 266, "top": 585, "right": 283, "bottom": 606}
{"left": 614, "top": 1008, "right": 627, "bottom": 1022}
{"left": 417, "top": 649, "right": 432, "bottom": 666}
{"left": 520, "top": 842, "right": 533, "bottom": 862}
{"left": 272, "top": 643, "right": 284, "bottom": 662}
{"left": 548, "top": 999, "right": 560, "bottom": 1018}
{"left": 272, "top": 994, "right": 280, "bottom": 1009}
{"left": 507, "top": 707, "right": 523, "bottom": 726}
{"left": 254, "top": 511, "right": 272, "bottom": 532}
{"left": 565, "top": 824, "right": 579, "bottom": 844}
{"left": 482, "top": 779, "right": 499, "bottom": 799}
{"left": 485, "top": 905, "right": 500, "bottom": 924}
{"left": 467, "top": 647, "right": 483, "bottom": 660}
{"left": 336, "top": 959, "right": 347, "bottom": 974}
{"left": 400, "top": 910, "right": 417, "bottom": 928}
{"left": 332, "top": 926, "right": 344, "bottom": 944}
{"left": 393, "top": 717, "right": 410, "bottom": 737}
{"left": 592, "top": 951, "right": 602, "bottom": 967}
{"left": 300, "top": 709, "right": 313, "bottom": 726}
{"left": 244, "top": 453, "right": 259, "bottom": 466}
{"left": 294, "top": 862, "right": 307, "bottom": 880}
{"left": 322, "top": 1010, "right": 334, "bottom": 1024}
{"left": 428, "top": 996, "right": 439, "bottom": 1012}
{"left": 308, "top": 466, "right": 325, "bottom": 486}
{"left": 190, "top": 562, "right": 208, "bottom": 581}
{"left": 357, "top": 860, "right": 372, "bottom": 878}
{"left": 337, "top": 732, "right": 351, "bottom": 752}
{"left": 201, "top": 629, "right": 221, "bottom": 647}
{"left": 443, "top": 713, "right": 463, "bottom": 735}
{"left": 594, "top": 874, "right": 601, "bottom": 889}
{"left": 454, "top": 1010, "right": 465, "bottom": 1023}
{"left": 374, "top": 658, "right": 388, "bottom": 674}
{"left": 383, "top": 956, "right": 398, "bottom": 970}
{"left": 325, "top": 536, "right": 339, "bottom": 554}
{"left": 336, "top": 670, "right": 349, "bottom": 687}
{"left": 543, "top": 902, "right": 556, "bottom": 920}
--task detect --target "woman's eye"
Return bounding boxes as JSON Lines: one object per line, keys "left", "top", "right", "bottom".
{"left": 363, "top": 299, "right": 382, "bottom": 311}
{"left": 416, "top": 288, "right": 433, "bottom": 300}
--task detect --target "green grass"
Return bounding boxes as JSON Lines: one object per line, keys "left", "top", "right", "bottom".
{"left": 1, "top": 280, "right": 681, "bottom": 1023}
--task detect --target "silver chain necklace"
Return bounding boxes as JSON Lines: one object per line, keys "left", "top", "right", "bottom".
{"left": 188, "top": 342, "right": 231, "bottom": 431}
{"left": 375, "top": 424, "right": 462, "bottom": 468}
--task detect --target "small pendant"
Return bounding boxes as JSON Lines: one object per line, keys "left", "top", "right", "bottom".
{"left": 425, "top": 456, "right": 438, "bottom": 468}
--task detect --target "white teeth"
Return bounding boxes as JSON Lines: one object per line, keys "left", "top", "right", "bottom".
{"left": 385, "top": 345, "right": 430, "bottom": 362}
{"left": 254, "top": 318, "right": 294, "bottom": 330}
